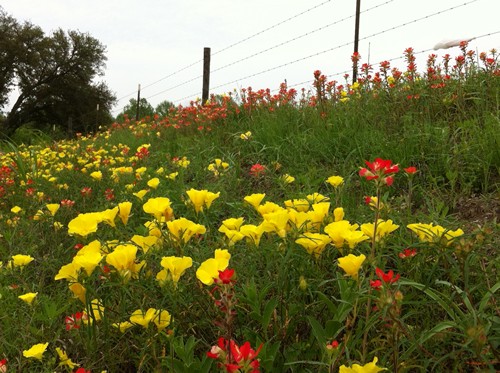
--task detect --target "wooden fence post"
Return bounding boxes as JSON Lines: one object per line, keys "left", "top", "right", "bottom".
{"left": 202, "top": 47, "right": 211, "bottom": 105}
{"left": 135, "top": 84, "right": 141, "bottom": 122}
{"left": 353, "top": 0, "right": 361, "bottom": 84}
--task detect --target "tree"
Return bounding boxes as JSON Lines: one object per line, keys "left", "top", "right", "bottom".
{"left": 0, "top": 7, "right": 116, "bottom": 136}
{"left": 155, "top": 100, "right": 176, "bottom": 117}
{"left": 115, "top": 98, "right": 154, "bottom": 122}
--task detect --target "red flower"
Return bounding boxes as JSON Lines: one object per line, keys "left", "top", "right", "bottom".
{"left": 217, "top": 268, "right": 235, "bottom": 284}
{"left": 74, "top": 368, "right": 91, "bottom": 373}
{"left": 375, "top": 268, "right": 400, "bottom": 284}
{"left": 370, "top": 279, "right": 383, "bottom": 290}
{"left": 80, "top": 187, "right": 92, "bottom": 198}
{"left": 359, "top": 158, "right": 399, "bottom": 186}
{"left": 399, "top": 248, "right": 417, "bottom": 259}
{"left": 404, "top": 166, "right": 417, "bottom": 174}
{"left": 249, "top": 163, "right": 266, "bottom": 177}
{"left": 61, "top": 199, "right": 75, "bottom": 207}
{"left": 65, "top": 312, "right": 84, "bottom": 331}
{"left": 326, "top": 340, "right": 339, "bottom": 350}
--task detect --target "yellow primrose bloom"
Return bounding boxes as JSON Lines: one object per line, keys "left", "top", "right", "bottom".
{"left": 18, "top": 292, "right": 38, "bottom": 305}
{"left": 243, "top": 193, "right": 266, "bottom": 210}
{"left": 338, "top": 254, "right": 366, "bottom": 279}
{"left": 167, "top": 171, "right": 178, "bottom": 180}
{"left": 240, "top": 131, "right": 252, "bottom": 140}
{"left": 54, "top": 262, "right": 80, "bottom": 281}
{"left": 23, "top": 342, "right": 49, "bottom": 360}
{"left": 282, "top": 174, "right": 295, "bottom": 184}
{"left": 306, "top": 192, "right": 329, "bottom": 204}
{"left": 67, "top": 212, "right": 103, "bottom": 237}
{"left": 219, "top": 217, "right": 245, "bottom": 232}
{"left": 130, "top": 308, "right": 157, "bottom": 328}
{"left": 153, "top": 309, "right": 171, "bottom": 331}
{"left": 156, "top": 167, "right": 165, "bottom": 175}
{"left": 72, "top": 251, "right": 103, "bottom": 276}
{"left": 333, "top": 207, "right": 345, "bottom": 222}
{"left": 326, "top": 175, "right": 344, "bottom": 188}
{"left": 11, "top": 254, "right": 34, "bottom": 267}
{"left": 143, "top": 197, "right": 174, "bottom": 221}
{"left": 84, "top": 298, "right": 104, "bottom": 322}
{"left": 147, "top": 177, "right": 160, "bottom": 189}
{"left": 106, "top": 244, "right": 140, "bottom": 280}
{"left": 196, "top": 258, "right": 228, "bottom": 285}
{"left": 11, "top": 205, "right": 22, "bottom": 214}
{"left": 284, "top": 199, "right": 310, "bottom": 212}
{"left": 118, "top": 201, "right": 132, "bottom": 225}
{"left": 100, "top": 207, "right": 119, "bottom": 227}
{"left": 239, "top": 223, "right": 266, "bottom": 246}
{"left": 113, "top": 321, "right": 134, "bottom": 333}
{"left": 324, "top": 221, "right": 361, "bottom": 248}
{"left": 186, "top": 188, "right": 220, "bottom": 213}
{"left": 46, "top": 203, "right": 60, "bottom": 216}
{"left": 339, "top": 356, "right": 386, "bottom": 372}
{"left": 166, "top": 218, "right": 206, "bottom": 245}
{"left": 69, "top": 282, "right": 86, "bottom": 303}
{"left": 90, "top": 170, "right": 103, "bottom": 181}
{"left": 160, "top": 256, "right": 193, "bottom": 283}
{"left": 133, "top": 189, "right": 149, "bottom": 200}
{"left": 361, "top": 220, "right": 399, "bottom": 242}
{"left": 56, "top": 347, "right": 79, "bottom": 369}
{"left": 407, "top": 223, "right": 464, "bottom": 246}
{"left": 295, "top": 233, "right": 332, "bottom": 258}
{"left": 131, "top": 234, "right": 159, "bottom": 253}
{"left": 262, "top": 210, "right": 290, "bottom": 238}
{"left": 257, "top": 201, "right": 284, "bottom": 216}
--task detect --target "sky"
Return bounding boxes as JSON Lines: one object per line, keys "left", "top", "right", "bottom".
{"left": 3, "top": 0, "right": 499, "bottom": 116}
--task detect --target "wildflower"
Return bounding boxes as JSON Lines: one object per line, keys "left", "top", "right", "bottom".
{"left": 404, "top": 166, "right": 417, "bottom": 174}
{"left": 159, "top": 256, "right": 193, "bottom": 283}
{"left": 0, "top": 359, "right": 6, "bottom": 372}
{"left": 80, "top": 187, "right": 92, "bottom": 197}
{"left": 46, "top": 203, "right": 60, "bottom": 216}
{"left": 166, "top": 218, "right": 206, "bottom": 245}
{"left": 10, "top": 205, "right": 22, "bottom": 214}
{"left": 186, "top": 188, "right": 220, "bottom": 213}
{"left": 240, "top": 131, "right": 252, "bottom": 140}
{"left": 167, "top": 171, "right": 178, "bottom": 180}
{"left": 407, "top": 223, "right": 464, "bottom": 246}
{"left": 359, "top": 158, "right": 399, "bottom": 186}
{"left": 196, "top": 250, "right": 231, "bottom": 285}
{"left": 106, "top": 244, "right": 144, "bottom": 280}
{"left": 361, "top": 220, "right": 399, "bottom": 242}
{"left": 147, "top": 177, "right": 160, "bottom": 189}
{"left": 67, "top": 212, "right": 102, "bottom": 237}
{"left": 338, "top": 254, "right": 366, "bottom": 279}
{"left": 399, "top": 248, "right": 417, "bottom": 259}
{"left": 239, "top": 223, "right": 266, "bottom": 246}
{"left": 143, "top": 197, "right": 174, "bottom": 221}
{"left": 61, "top": 199, "right": 75, "bottom": 208}
{"left": 243, "top": 193, "right": 266, "bottom": 209}
{"left": 207, "top": 338, "right": 262, "bottom": 372}
{"left": 133, "top": 189, "right": 149, "bottom": 200}
{"left": 118, "top": 201, "right": 132, "bottom": 225}
{"left": 153, "top": 309, "right": 172, "bottom": 331}
{"left": 112, "top": 321, "right": 134, "bottom": 333}
{"left": 326, "top": 175, "right": 344, "bottom": 188}
{"left": 23, "top": 342, "right": 49, "bottom": 360}
{"left": 11, "top": 254, "right": 34, "bottom": 268}
{"left": 249, "top": 163, "right": 266, "bottom": 177}
{"left": 56, "top": 347, "right": 79, "bottom": 369}
{"left": 339, "top": 356, "right": 386, "bottom": 372}
{"left": 130, "top": 308, "right": 156, "bottom": 328}
{"left": 65, "top": 312, "right": 84, "bottom": 330}
{"left": 282, "top": 174, "right": 295, "bottom": 184}
{"left": 216, "top": 268, "right": 235, "bottom": 284}
{"left": 375, "top": 268, "right": 400, "bottom": 284}
{"left": 18, "top": 292, "right": 38, "bottom": 305}
{"left": 131, "top": 234, "right": 159, "bottom": 253}
{"left": 295, "top": 233, "right": 332, "bottom": 258}
{"left": 326, "top": 340, "right": 339, "bottom": 350}
{"left": 90, "top": 170, "right": 103, "bottom": 181}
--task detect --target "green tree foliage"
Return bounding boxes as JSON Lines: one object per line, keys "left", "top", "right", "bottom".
{"left": 155, "top": 99, "right": 176, "bottom": 117}
{"left": 115, "top": 98, "right": 155, "bottom": 122}
{"left": 0, "top": 7, "right": 116, "bottom": 137}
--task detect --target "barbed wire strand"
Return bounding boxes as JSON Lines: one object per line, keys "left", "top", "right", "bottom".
{"left": 210, "top": 0, "right": 395, "bottom": 76}
{"left": 204, "top": 0, "right": 481, "bottom": 94}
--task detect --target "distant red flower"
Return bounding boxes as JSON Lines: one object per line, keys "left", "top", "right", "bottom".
{"left": 375, "top": 268, "right": 400, "bottom": 284}
{"left": 216, "top": 268, "right": 235, "bottom": 284}
{"left": 399, "top": 248, "right": 417, "bottom": 259}
{"left": 74, "top": 368, "right": 91, "bottom": 373}
{"left": 65, "top": 312, "right": 84, "bottom": 331}
{"left": 326, "top": 340, "right": 339, "bottom": 350}
{"left": 74, "top": 243, "right": 84, "bottom": 250}
{"left": 249, "top": 163, "right": 266, "bottom": 177}
{"left": 404, "top": 166, "right": 417, "bottom": 174}
{"left": 370, "top": 279, "right": 383, "bottom": 290}
{"left": 61, "top": 199, "right": 75, "bottom": 207}
{"left": 359, "top": 158, "right": 399, "bottom": 186}
{"left": 80, "top": 187, "right": 92, "bottom": 198}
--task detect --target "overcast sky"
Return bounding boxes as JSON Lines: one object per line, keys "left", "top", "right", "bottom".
{"left": 3, "top": 0, "right": 499, "bottom": 115}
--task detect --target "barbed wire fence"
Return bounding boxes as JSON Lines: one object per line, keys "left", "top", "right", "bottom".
{"left": 105, "top": 0, "right": 496, "bottom": 118}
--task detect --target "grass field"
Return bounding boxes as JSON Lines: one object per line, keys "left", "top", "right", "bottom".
{"left": 0, "top": 44, "right": 499, "bottom": 372}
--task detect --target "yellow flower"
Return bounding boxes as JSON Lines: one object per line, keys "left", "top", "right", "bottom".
{"left": 160, "top": 256, "right": 193, "bottom": 283}
{"left": 113, "top": 321, "right": 134, "bottom": 333}
{"left": 339, "top": 356, "right": 386, "bottom": 372}
{"left": 361, "top": 220, "right": 399, "bottom": 242}
{"left": 69, "top": 282, "right": 86, "bottom": 303}
{"left": 131, "top": 234, "right": 159, "bottom": 253}
{"left": 240, "top": 131, "right": 252, "bottom": 140}
{"left": 100, "top": 207, "right": 119, "bottom": 227}
{"left": 295, "top": 233, "right": 332, "bottom": 258}
{"left": 326, "top": 175, "right": 344, "bottom": 188}
{"left": 239, "top": 224, "right": 266, "bottom": 246}
{"left": 153, "top": 309, "right": 171, "bottom": 331}
{"left": 67, "top": 212, "right": 102, "bottom": 237}
{"left": 11, "top": 254, "right": 34, "bottom": 267}
{"left": 143, "top": 197, "right": 174, "bottom": 221}
{"left": 23, "top": 342, "right": 49, "bottom": 360}
{"left": 130, "top": 308, "right": 156, "bottom": 328}
{"left": 56, "top": 347, "right": 79, "bottom": 369}
{"left": 90, "top": 170, "right": 103, "bottom": 181}
{"left": 106, "top": 244, "right": 143, "bottom": 280}
{"left": 18, "top": 292, "right": 38, "bottom": 305}
{"left": 219, "top": 217, "right": 245, "bottom": 231}
{"left": 133, "top": 189, "right": 149, "bottom": 200}
{"left": 196, "top": 249, "right": 231, "bottom": 285}
{"left": 243, "top": 193, "right": 266, "bottom": 210}
{"left": 324, "top": 221, "right": 361, "bottom": 248}
{"left": 333, "top": 207, "right": 345, "bottom": 222}
{"left": 166, "top": 218, "right": 206, "bottom": 245}
{"left": 338, "top": 254, "right": 366, "bottom": 279}
{"left": 306, "top": 192, "right": 329, "bottom": 204}
{"left": 46, "top": 203, "right": 60, "bottom": 216}
{"left": 167, "top": 172, "right": 178, "bottom": 180}
{"left": 186, "top": 188, "right": 220, "bottom": 213}
{"left": 84, "top": 298, "right": 104, "bottom": 323}
{"left": 147, "top": 177, "right": 160, "bottom": 189}
{"left": 407, "top": 223, "right": 464, "bottom": 246}
{"left": 54, "top": 262, "right": 80, "bottom": 281}
{"left": 72, "top": 251, "right": 103, "bottom": 276}
{"left": 282, "top": 174, "right": 295, "bottom": 184}
{"left": 11, "top": 205, "right": 22, "bottom": 214}
{"left": 118, "top": 201, "right": 132, "bottom": 225}
{"left": 262, "top": 210, "right": 290, "bottom": 238}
